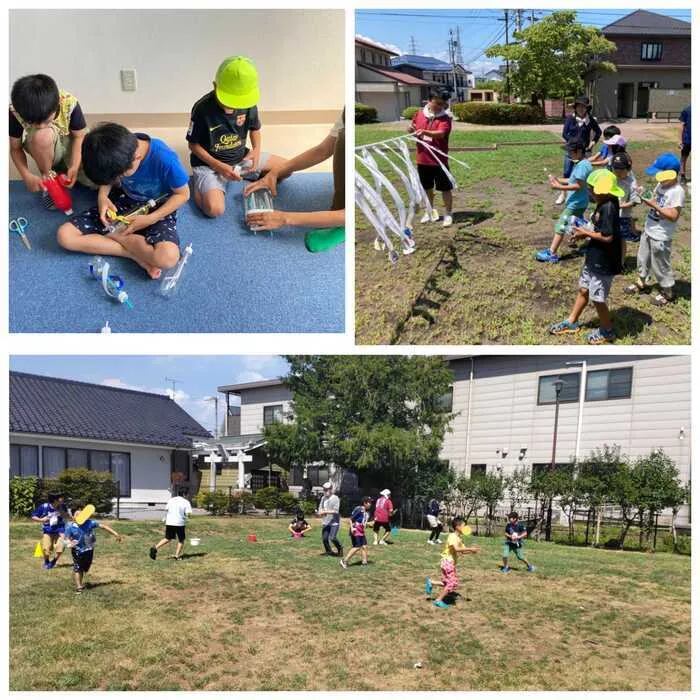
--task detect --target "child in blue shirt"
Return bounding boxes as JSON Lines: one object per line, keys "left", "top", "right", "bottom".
{"left": 500, "top": 512, "right": 535, "bottom": 573}
{"left": 56, "top": 122, "right": 190, "bottom": 279}
{"left": 340, "top": 497, "right": 372, "bottom": 569}
{"left": 537, "top": 139, "right": 593, "bottom": 263}
{"left": 31, "top": 492, "right": 69, "bottom": 569}
{"left": 64, "top": 504, "right": 123, "bottom": 594}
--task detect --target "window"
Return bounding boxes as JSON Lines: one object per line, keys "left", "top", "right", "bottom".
{"left": 42, "top": 447, "right": 66, "bottom": 478}
{"left": 110, "top": 453, "right": 131, "bottom": 497}
{"left": 437, "top": 387, "right": 454, "bottom": 412}
{"left": 263, "top": 404, "right": 284, "bottom": 425}
{"left": 470, "top": 464, "right": 487, "bottom": 478}
{"left": 10, "top": 444, "right": 39, "bottom": 477}
{"left": 67, "top": 449, "right": 89, "bottom": 469}
{"left": 90, "top": 451, "right": 111, "bottom": 472}
{"left": 537, "top": 373, "right": 580, "bottom": 405}
{"left": 585, "top": 367, "right": 633, "bottom": 402}
{"left": 641, "top": 42, "right": 663, "bottom": 61}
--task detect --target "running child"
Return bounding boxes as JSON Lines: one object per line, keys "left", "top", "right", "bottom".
{"left": 426, "top": 497, "right": 443, "bottom": 545}
{"left": 425, "top": 517, "right": 480, "bottom": 609}
{"left": 31, "top": 492, "right": 69, "bottom": 569}
{"left": 63, "top": 504, "right": 123, "bottom": 594}
{"left": 409, "top": 91, "right": 454, "bottom": 227}
{"left": 340, "top": 497, "right": 372, "bottom": 568}
{"left": 537, "top": 139, "right": 592, "bottom": 263}
{"left": 549, "top": 169, "right": 623, "bottom": 344}
{"left": 500, "top": 512, "right": 535, "bottom": 573}
{"left": 149, "top": 489, "right": 192, "bottom": 561}
{"left": 372, "top": 489, "right": 395, "bottom": 545}
{"left": 624, "top": 152, "right": 685, "bottom": 307}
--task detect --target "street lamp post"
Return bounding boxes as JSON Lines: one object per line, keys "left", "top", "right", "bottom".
{"left": 546, "top": 377, "right": 565, "bottom": 542}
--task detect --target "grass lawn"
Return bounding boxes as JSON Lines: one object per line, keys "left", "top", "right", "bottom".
{"left": 10, "top": 516, "right": 690, "bottom": 691}
{"left": 355, "top": 125, "right": 691, "bottom": 345}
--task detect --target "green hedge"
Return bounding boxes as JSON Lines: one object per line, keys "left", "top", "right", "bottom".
{"left": 355, "top": 102, "right": 378, "bottom": 125}
{"left": 10, "top": 477, "right": 39, "bottom": 517}
{"left": 401, "top": 106, "right": 420, "bottom": 120}
{"left": 452, "top": 102, "right": 544, "bottom": 125}
{"left": 196, "top": 490, "right": 230, "bottom": 515}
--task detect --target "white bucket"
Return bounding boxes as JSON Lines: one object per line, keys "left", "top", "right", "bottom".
{"left": 190, "top": 538, "right": 201, "bottom": 546}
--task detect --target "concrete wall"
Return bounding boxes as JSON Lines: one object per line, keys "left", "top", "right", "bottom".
{"left": 239, "top": 384, "right": 293, "bottom": 435}
{"left": 9, "top": 433, "right": 174, "bottom": 504}
{"left": 441, "top": 355, "right": 691, "bottom": 524}
{"left": 10, "top": 9, "right": 344, "bottom": 116}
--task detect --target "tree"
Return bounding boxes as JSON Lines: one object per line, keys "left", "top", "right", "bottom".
{"left": 504, "top": 467, "right": 530, "bottom": 513}
{"left": 474, "top": 79, "right": 503, "bottom": 92}
{"left": 530, "top": 462, "right": 574, "bottom": 542}
{"left": 476, "top": 473, "right": 504, "bottom": 536}
{"left": 485, "top": 10, "right": 616, "bottom": 112}
{"left": 264, "top": 356, "right": 456, "bottom": 498}
{"left": 557, "top": 466, "right": 586, "bottom": 544}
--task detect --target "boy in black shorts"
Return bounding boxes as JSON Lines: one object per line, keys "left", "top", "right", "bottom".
{"left": 150, "top": 491, "right": 193, "bottom": 561}
{"left": 57, "top": 122, "right": 190, "bottom": 279}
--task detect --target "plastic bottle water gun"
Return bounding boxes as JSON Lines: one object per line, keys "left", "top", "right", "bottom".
{"left": 565, "top": 215, "right": 594, "bottom": 236}
{"left": 104, "top": 194, "right": 169, "bottom": 234}
{"left": 42, "top": 173, "right": 73, "bottom": 215}
{"left": 304, "top": 227, "right": 345, "bottom": 253}
{"left": 234, "top": 158, "right": 259, "bottom": 180}
{"left": 89, "top": 256, "right": 133, "bottom": 308}
{"left": 244, "top": 189, "right": 274, "bottom": 231}
{"left": 160, "top": 242, "right": 193, "bottom": 298}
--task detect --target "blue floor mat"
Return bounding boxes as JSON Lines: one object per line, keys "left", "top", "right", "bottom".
{"left": 9, "top": 173, "right": 344, "bottom": 333}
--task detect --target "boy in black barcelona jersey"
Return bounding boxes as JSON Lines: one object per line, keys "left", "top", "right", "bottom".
{"left": 187, "top": 55, "right": 285, "bottom": 218}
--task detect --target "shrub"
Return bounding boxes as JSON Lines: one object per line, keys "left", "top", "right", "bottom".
{"left": 452, "top": 102, "right": 544, "bottom": 125}
{"left": 51, "top": 469, "right": 116, "bottom": 514}
{"left": 196, "top": 490, "right": 230, "bottom": 515}
{"left": 254, "top": 486, "right": 281, "bottom": 515}
{"left": 10, "top": 477, "right": 39, "bottom": 517}
{"left": 278, "top": 492, "right": 300, "bottom": 514}
{"left": 355, "top": 102, "right": 378, "bottom": 125}
{"left": 662, "top": 532, "right": 691, "bottom": 555}
{"left": 401, "top": 106, "right": 420, "bottom": 120}
{"left": 228, "top": 490, "right": 255, "bottom": 514}
{"left": 298, "top": 499, "right": 319, "bottom": 516}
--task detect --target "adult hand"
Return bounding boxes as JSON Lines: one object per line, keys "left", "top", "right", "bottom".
{"left": 98, "top": 196, "right": 118, "bottom": 228}
{"left": 64, "top": 165, "right": 79, "bottom": 188}
{"left": 245, "top": 170, "right": 278, "bottom": 197}
{"left": 248, "top": 149, "right": 261, "bottom": 173}
{"left": 24, "top": 173, "right": 45, "bottom": 193}
{"left": 246, "top": 210, "right": 288, "bottom": 231}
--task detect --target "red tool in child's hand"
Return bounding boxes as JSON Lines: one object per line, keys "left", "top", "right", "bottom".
{"left": 42, "top": 173, "right": 73, "bottom": 215}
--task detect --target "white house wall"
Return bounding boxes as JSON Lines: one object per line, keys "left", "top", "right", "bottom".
{"left": 10, "top": 433, "right": 173, "bottom": 505}
{"left": 239, "top": 385, "right": 294, "bottom": 435}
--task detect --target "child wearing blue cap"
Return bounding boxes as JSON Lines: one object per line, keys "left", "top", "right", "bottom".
{"left": 624, "top": 153, "right": 685, "bottom": 307}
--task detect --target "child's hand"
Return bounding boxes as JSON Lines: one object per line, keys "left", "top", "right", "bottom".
{"left": 99, "top": 197, "right": 118, "bottom": 228}
{"left": 64, "top": 166, "right": 79, "bottom": 189}
{"left": 122, "top": 214, "right": 152, "bottom": 235}
{"left": 216, "top": 163, "right": 241, "bottom": 182}
{"left": 246, "top": 210, "right": 289, "bottom": 231}
{"left": 248, "top": 150, "right": 261, "bottom": 173}
{"left": 24, "top": 173, "right": 45, "bottom": 193}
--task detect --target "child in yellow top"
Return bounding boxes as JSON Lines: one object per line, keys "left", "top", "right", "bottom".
{"left": 425, "top": 517, "right": 480, "bottom": 609}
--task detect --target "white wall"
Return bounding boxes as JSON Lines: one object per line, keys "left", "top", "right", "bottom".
{"left": 9, "top": 9, "right": 344, "bottom": 114}
{"left": 240, "top": 385, "right": 293, "bottom": 435}
{"left": 10, "top": 434, "right": 174, "bottom": 505}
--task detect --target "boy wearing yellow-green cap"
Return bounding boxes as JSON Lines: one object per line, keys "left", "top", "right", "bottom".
{"left": 187, "top": 56, "right": 285, "bottom": 218}
{"left": 549, "top": 169, "right": 623, "bottom": 344}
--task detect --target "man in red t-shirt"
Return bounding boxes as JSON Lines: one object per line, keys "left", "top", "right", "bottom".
{"left": 409, "top": 92, "right": 454, "bottom": 227}
{"left": 372, "top": 489, "right": 395, "bottom": 545}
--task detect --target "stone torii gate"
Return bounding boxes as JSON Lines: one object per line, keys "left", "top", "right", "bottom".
{"left": 203, "top": 443, "right": 253, "bottom": 491}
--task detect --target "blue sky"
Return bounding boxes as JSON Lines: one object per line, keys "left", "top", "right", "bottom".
{"left": 356, "top": 8, "right": 692, "bottom": 77}
{"left": 10, "top": 356, "right": 289, "bottom": 434}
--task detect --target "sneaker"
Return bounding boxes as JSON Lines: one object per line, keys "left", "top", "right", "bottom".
{"left": 435, "top": 539, "right": 443, "bottom": 544}
{"left": 549, "top": 319, "right": 580, "bottom": 335}
{"left": 442, "top": 214, "right": 453, "bottom": 227}
{"left": 373, "top": 541, "right": 379, "bottom": 546}
{"left": 430, "top": 208, "right": 440, "bottom": 222}
{"left": 47, "top": 559, "right": 57, "bottom": 569}
{"left": 75, "top": 587, "right": 84, "bottom": 594}
{"left": 379, "top": 541, "right": 388, "bottom": 546}
{"left": 42, "top": 561, "right": 51, "bottom": 569}
{"left": 339, "top": 559, "right": 348, "bottom": 569}
{"left": 149, "top": 547, "right": 157, "bottom": 561}
{"left": 535, "top": 248, "right": 560, "bottom": 263}
{"left": 555, "top": 192, "right": 566, "bottom": 206}
{"left": 500, "top": 566, "right": 511, "bottom": 574}
{"left": 587, "top": 327, "right": 615, "bottom": 345}
{"left": 433, "top": 600, "right": 449, "bottom": 609}
{"left": 425, "top": 577, "right": 433, "bottom": 595}
{"left": 527, "top": 564, "right": 536, "bottom": 573}
{"left": 427, "top": 539, "right": 435, "bottom": 545}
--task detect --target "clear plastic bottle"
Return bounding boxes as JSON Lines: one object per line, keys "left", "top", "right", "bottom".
{"left": 160, "top": 242, "right": 193, "bottom": 298}
{"left": 244, "top": 189, "right": 274, "bottom": 231}
{"left": 89, "top": 256, "right": 133, "bottom": 307}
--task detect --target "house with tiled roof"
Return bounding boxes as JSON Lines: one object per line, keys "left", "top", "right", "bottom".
{"left": 587, "top": 10, "right": 691, "bottom": 119}
{"left": 9, "top": 372, "right": 211, "bottom": 507}
{"left": 355, "top": 36, "right": 431, "bottom": 122}
{"left": 391, "top": 54, "right": 475, "bottom": 101}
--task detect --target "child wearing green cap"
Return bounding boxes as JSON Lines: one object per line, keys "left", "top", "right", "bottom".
{"left": 624, "top": 153, "right": 684, "bottom": 307}
{"left": 549, "top": 169, "right": 623, "bottom": 344}
{"left": 187, "top": 56, "right": 285, "bottom": 218}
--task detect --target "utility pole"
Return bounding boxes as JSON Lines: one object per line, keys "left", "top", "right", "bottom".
{"left": 165, "top": 376, "right": 182, "bottom": 398}
{"left": 515, "top": 9, "right": 523, "bottom": 34}
{"left": 448, "top": 28, "right": 458, "bottom": 100}
{"left": 408, "top": 35, "right": 418, "bottom": 54}
{"left": 504, "top": 10, "right": 510, "bottom": 102}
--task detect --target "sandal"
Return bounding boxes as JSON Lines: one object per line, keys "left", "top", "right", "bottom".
{"left": 650, "top": 293, "right": 671, "bottom": 307}
{"left": 624, "top": 281, "right": 646, "bottom": 295}
{"left": 549, "top": 320, "right": 580, "bottom": 335}
{"left": 587, "top": 327, "right": 616, "bottom": 345}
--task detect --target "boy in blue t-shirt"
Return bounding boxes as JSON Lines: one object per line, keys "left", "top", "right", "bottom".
{"left": 57, "top": 122, "right": 190, "bottom": 279}
{"left": 500, "top": 512, "right": 535, "bottom": 573}
{"left": 340, "top": 497, "right": 372, "bottom": 569}
{"left": 64, "top": 504, "right": 123, "bottom": 594}
{"left": 537, "top": 140, "right": 593, "bottom": 263}
{"left": 31, "top": 492, "right": 69, "bottom": 569}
